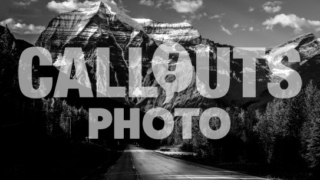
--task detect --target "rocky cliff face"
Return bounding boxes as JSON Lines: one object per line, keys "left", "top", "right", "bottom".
{"left": 248, "top": 33, "right": 320, "bottom": 109}
{"left": 0, "top": 25, "right": 33, "bottom": 75}
{"left": 35, "top": 0, "right": 320, "bottom": 112}
{"left": 134, "top": 18, "right": 202, "bottom": 45}
{"left": 37, "top": 1, "right": 142, "bottom": 98}
{"left": 0, "top": 26, "right": 16, "bottom": 55}
{"left": 35, "top": 0, "right": 271, "bottom": 112}
{"left": 265, "top": 33, "right": 320, "bottom": 78}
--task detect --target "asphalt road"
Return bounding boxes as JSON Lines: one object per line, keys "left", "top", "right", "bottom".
{"left": 105, "top": 145, "right": 267, "bottom": 180}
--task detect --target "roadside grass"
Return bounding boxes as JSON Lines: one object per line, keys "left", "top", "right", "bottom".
{"left": 154, "top": 146, "right": 316, "bottom": 180}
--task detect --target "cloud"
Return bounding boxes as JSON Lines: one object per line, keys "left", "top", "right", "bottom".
{"left": 170, "top": 0, "right": 203, "bottom": 13}
{"left": 155, "top": 0, "right": 166, "bottom": 8}
{"left": 231, "top": 24, "right": 254, "bottom": 32}
{"left": 209, "top": 14, "right": 223, "bottom": 19}
{"left": 14, "top": 0, "right": 38, "bottom": 6}
{"left": 47, "top": 0, "right": 105, "bottom": 14}
{"left": 114, "top": 0, "right": 130, "bottom": 13}
{"left": 262, "top": 14, "right": 320, "bottom": 33}
{"left": 183, "top": 12, "right": 207, "bottom": 22}
{"left": 45, "top": 0, "right": 125, "bottom": 14}
{"left": 249, "top": 7, "right": 255, "bottom": 12}
{"left": 47, "top": 0, "right": 79, "bottom": 13}
{"left": 209, "top": 13, "right": 225, "bottom": 22}
{"left": 0, "top": 18, "right": 45, "bottom": 34}
{"left": 139, "top": 0, "right": 203, "bottom": 14}
{"left": 139, "top": 0, "right": 155, "bottom": 6}
{"left": 221, "top": 25, "right": 232, "bottom": 35}
{"left": 262, "top": 1, "right": 283, "bottom": 13}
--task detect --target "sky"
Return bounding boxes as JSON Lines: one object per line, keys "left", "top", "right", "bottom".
{"left": 0, "top": 0, "right": 319, "bottom": 47}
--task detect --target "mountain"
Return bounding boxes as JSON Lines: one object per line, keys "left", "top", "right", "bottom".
{"left": 34, "top": 0, "right": 271, "bottom": 112}
{"left": 0, "top": 25, "right": 33, "bottom": 55}
{"left": 266, "top": 33, "right": 319, "bottom": 77}
{"left": 0, "top": 25, "right": 34, "bottom": 125}
{"left": 248, "top": 33, "right": 320, "bottom": 109}
{"left": 35, "top": 0, "right": 319, "bottom": 113}
{"left": 133, "top": 18, "right": 202, "bottom": 45}
{"left": 0, "top": 25, "right": 33, "bottom": 90}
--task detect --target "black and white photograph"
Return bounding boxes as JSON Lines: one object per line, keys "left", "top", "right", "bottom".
{"left": 1, "top": 0, "right": 320, "bottom": 179}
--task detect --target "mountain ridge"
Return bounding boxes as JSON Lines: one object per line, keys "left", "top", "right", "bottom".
{"left": 34, "top": 1, "right": 320, "bottom": 111}
{"left": 3, "top": 0, "right": 320, "bottom": 112}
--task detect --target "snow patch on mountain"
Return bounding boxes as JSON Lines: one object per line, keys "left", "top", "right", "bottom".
{"left": 141, "top": 21, "right": 201, "bottom": 43}
{"left": 133, "top": 18, "right": 153, "bottom": 24}
{"left": 99, "top": 1, "right": 145, "bottom": 31}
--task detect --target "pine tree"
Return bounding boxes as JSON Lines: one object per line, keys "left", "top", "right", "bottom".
{"left": 301, "top": 81, "right": 320, "bottom": 170}
{"left": 1, "top": 25, "right": 15, "bottom": 54}
{"left": 306, "top": 118, "right": 320, "bottom": 169}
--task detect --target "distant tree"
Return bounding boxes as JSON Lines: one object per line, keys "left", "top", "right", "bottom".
{"left": 301, "top": 81, "right": 320, "bottom": 170}
{"left": 0, "top": 25, "right": 15, "bottom": 55}
{"left": 305, "top": 118, "right": 320, "bottom": 170}
{"left": 254, "top": 98, "right": 290, "bottom": 163}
